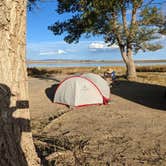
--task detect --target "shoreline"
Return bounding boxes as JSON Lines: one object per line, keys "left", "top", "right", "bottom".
{"left": 27, "top": 59, "right": 166, "bottom": 68}
{"left": 27, "top": 59, "right": 166, "bottom": 64}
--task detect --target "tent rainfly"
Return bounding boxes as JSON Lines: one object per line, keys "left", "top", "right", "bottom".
{"left": 53, "top": 73, "right": 110, "bottom": 107}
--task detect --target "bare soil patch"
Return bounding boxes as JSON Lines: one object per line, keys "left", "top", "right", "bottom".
{"left": 29, "top": 70, "right": 166, "bottom": 165}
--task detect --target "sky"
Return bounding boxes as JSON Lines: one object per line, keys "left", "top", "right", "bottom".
{"left": 27, "top": 0, "right": 166, "bottom": 61}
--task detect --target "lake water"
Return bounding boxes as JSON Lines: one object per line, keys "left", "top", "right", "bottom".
{"left": 27, "top": 61, "right": 166, "bottom": 68}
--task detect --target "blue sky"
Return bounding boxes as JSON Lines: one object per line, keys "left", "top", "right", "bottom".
{"left": 27, "top": 1, "right": 166, "bottom": 60}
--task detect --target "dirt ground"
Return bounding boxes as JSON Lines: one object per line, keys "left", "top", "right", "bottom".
{"left": 29, "top": 72, "right": 166, "bottom": 166}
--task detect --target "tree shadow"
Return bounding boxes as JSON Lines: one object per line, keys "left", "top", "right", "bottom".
{"left": 45, "top": 83, "right": 59, "bottom": 102}
{"left": 28, "top": 67, "right": 61, "bottom": 82}
{"left": 111, "top": 80, "right": 166, "bottom": 111}
{"left": 0, "top": 84, "right": 31, "bottom": 166}
{"left": 34, "top": 75, "right": 60, "bottom": 82}
{"left": 27, "top": 67, "right": 61, "bottom": 77}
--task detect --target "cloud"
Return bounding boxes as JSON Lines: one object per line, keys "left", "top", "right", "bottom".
{"left": 160, "top": 35, "right": 166, "bottom": 40}
{"left": 149, "top": 34, "right": 166, "bottom": 44}
{"left": 39, "top": 49, "right": 66, "bottom": 55}
{"left": 89, "top": 42, "right": 118, "bottom": 50}
{"left": 57, "top": 49, "right": 66, "bottom": 54}
{"left": 89, "top": 42, "right": 105, "bottom": 49}
{"left": 39, "top": 51, "right": 56, "bottom": 55}
{"left": 27, "top": 40, "right": 166, "bottom": 61}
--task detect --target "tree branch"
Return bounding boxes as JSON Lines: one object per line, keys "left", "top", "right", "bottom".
{"left": 128, "top": 1, "right": 142, "bottom": 46}
{"left": 121, "top": 6, "right": 129, "bottom": 37}
{"left": 130, "top": 2, "right": 138, "bottom": 30}
{"left": 111, "top": 12, "right": 123, "bottom": 47}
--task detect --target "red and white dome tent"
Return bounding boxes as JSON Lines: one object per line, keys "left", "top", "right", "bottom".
{"left": 53, "top": 73, "right": 110, "bottom": 107}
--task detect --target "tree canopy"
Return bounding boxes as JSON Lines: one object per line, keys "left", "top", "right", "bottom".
{"left": 27, "top": 0, "right": 166, "bottom": 79}
{"left": 48, "top": 0, "right": 166, "bottom": 53}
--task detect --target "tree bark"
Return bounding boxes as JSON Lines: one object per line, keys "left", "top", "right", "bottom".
{"left": 120, "top": 47, "right": 137, "bottom": 80}
{"left": 125, "top": 56, "right": 137, "bottom": 80}
{"left": 0, "top": 0, "right": 40, "bottom": 165}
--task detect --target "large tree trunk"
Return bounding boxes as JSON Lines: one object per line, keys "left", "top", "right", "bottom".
{"left": 125, "top": 54, "right": 137, "bottom": 80}
{"left": 120, "top": 47, "right": 137, "bottom": 80}
{"left": 0, "top": 0, "right": 40, "bottom": 165}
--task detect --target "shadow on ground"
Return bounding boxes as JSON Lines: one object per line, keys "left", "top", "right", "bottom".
{"left": 111, "top": 80, "right": 166, "bottom": 111}
{"left": 45, "top": 84, "right": 59, "bottom": 102}
{"left": 0, "top": 83, "right": 32, "bottom": 165}
{"left": 28, "top": 68, "right": 61, "bottom": 82}
{"left": 34, "top": 76, "right": 60, "bottom": 82}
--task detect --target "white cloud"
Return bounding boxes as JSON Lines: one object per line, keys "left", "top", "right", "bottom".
{"left": 160, "top": 35, "right": 166, "bottom": 40}
{"left": 110, "top": 44, "right": 119, "bottom": 49}
{"left": 39, "top": 49, "right": 66, "bottom": 55}
{"left": 57, "top": 49, "right": 66, "bottom": 55}
{"left": 89, "top": 42, "right": 118, "bottom": 50}
{"left": 27, "top": 40, "right": 166, "bottom": 60}
{"left": 39, "top": 51, "right": 56, "bottom": 55}
{"left": 89, "top": 42, "right": 105, "bottom": 49}
{"left": 149, "top": 34, "right": 166, "bottom": 44}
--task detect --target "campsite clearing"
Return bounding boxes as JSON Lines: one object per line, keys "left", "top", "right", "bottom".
{"left": 29, "top": 69, "right": 166, "bottom": 165}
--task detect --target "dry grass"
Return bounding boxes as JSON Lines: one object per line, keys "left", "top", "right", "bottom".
{"left": 28, "top": 65, "right": 166, "bottom": 165}
{"left": 27, "top": 66, "right": 126, "bottom": 76}
{"left": 136, "top": 65, "right": 166, "bottom": 72}
{"left": 27, "top": 65, "right": 166, "bottom": 87}
{"left": 28, "top": 65, "right": 166, "bottom": 76}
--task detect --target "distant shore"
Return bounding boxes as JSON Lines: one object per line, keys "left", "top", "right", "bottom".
{"left": 26, "top": 59, "right": 166, "bottom": 68}
{"left": 27, "top": 59, "right": 166, "bottom": 64}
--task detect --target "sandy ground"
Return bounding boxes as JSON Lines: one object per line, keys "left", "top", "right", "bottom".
{"left": 29, "top": 73, "right": 166, "bottom": 165}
